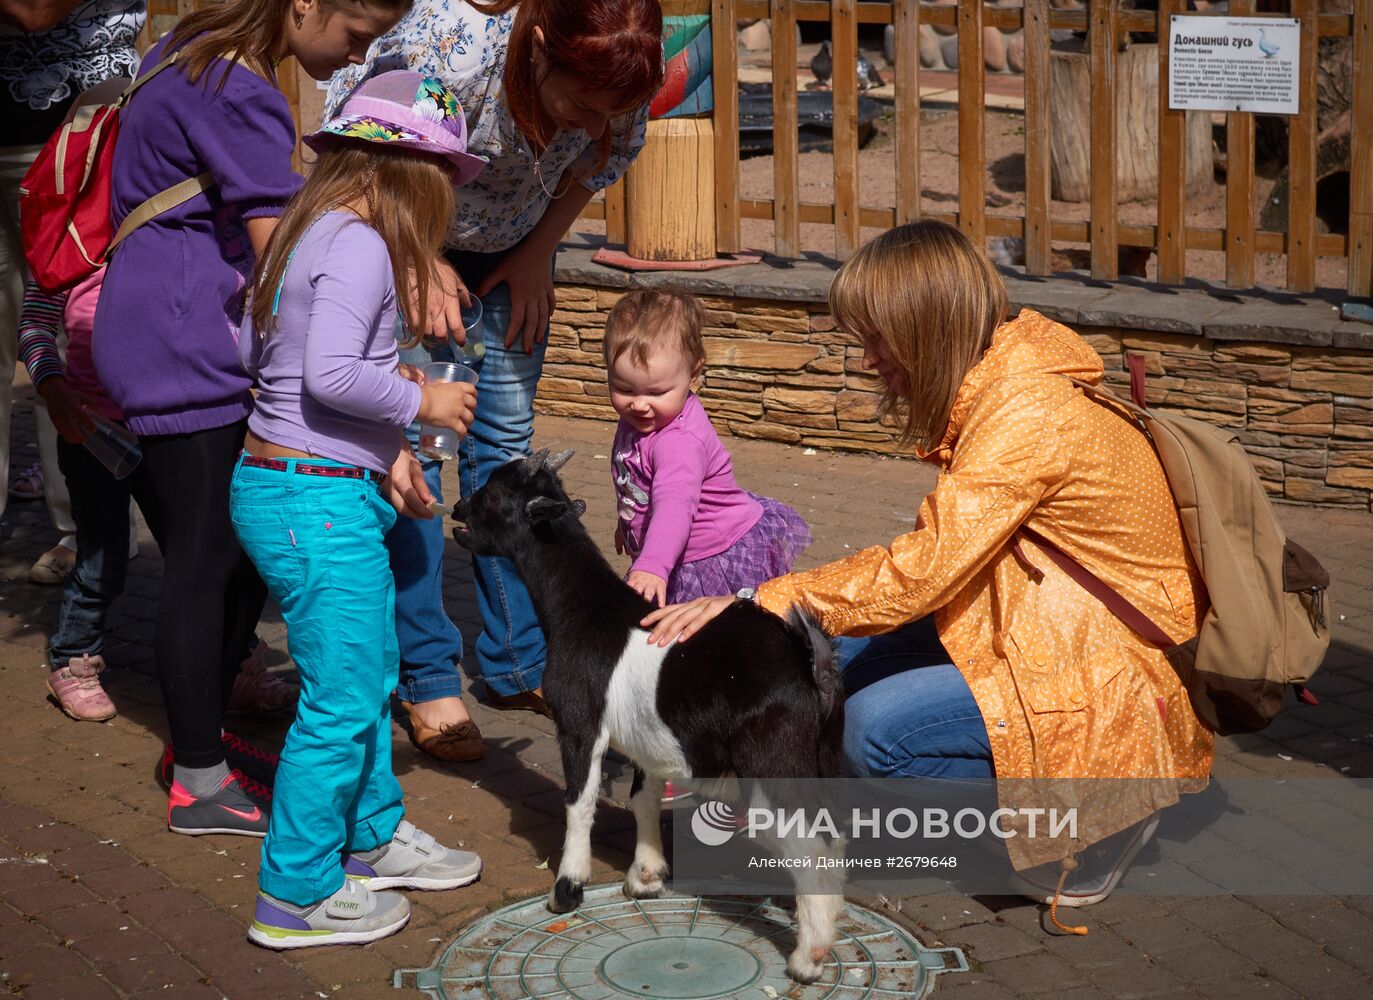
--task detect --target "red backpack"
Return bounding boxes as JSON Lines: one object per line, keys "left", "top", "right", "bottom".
{"left": 18, "top": 51, "right": 214, "bottom": 294}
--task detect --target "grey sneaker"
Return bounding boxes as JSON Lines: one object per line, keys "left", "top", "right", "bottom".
{"left": 247, "top": 879, "right": 410, "bottom": 949}
{"left": 344, "top": 820, "right": 482, "bottom": 891}
{"left": 1011, "top": 813, "right": 1160, "bottom": 907}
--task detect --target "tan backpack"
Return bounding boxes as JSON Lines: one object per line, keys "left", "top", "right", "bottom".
{"left": 1023, "top": 362, "right": 1331, "bottom": 736}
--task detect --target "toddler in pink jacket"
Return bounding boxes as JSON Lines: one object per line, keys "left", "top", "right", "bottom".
{"left": 604, "top": 290, "right": 811, "bottom": 608}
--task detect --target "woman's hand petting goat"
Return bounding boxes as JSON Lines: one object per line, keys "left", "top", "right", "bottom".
{"left": 642, "top": 595, "right": 734, "bottom": 645}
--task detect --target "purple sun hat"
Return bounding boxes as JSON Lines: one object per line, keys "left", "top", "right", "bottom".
{"left": 305, "top": 71, "right": 486, "bottom": 185}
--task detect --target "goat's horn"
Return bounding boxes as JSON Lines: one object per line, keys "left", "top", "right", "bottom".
{"left": 525, "top": 448, "right": 549, "bottom": 473}
{"left": 545, "top": 449, "right": 574, "bottom": 473}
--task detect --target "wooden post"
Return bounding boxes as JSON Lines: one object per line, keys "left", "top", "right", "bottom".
{"left": 1157, "top": 0, "right": 1187, "bottom": 284}
{"left": 1287, "top": 0, "right": 1318, "bottom": 293}
{"left": 832, "top": 0, "right": 861, "bottom": 258}
{"left": 1090, "top": 0, "right": 1119, "bottom": 280}
{"left": 606, "top": 179, "right": 628, "bottom": 246}
{"left": 1225, "top": 0, "right": 1256, "bottom": 289}
{"left": 624, "top": 0, "right": 716, "bottom": 260}
{"left": 711, "top": 0, "right": 741, "bottom": 253}
{"left": 1350, "top": 0, "right": 1373, "bottom": 297}
{"left": 956, "top": 0, "right": 986, "bottom": 245}
{"left": 626, "top": 119, "right": 717, "bottom": 260}
{"left": 1024, "top": 0, "right": 1052, "bottom": 275}
{"left": 893, "top": 0, "right": 921, "bottom": 226}
{"left": 771, "top": 0, "right": 800, "bottom": 258}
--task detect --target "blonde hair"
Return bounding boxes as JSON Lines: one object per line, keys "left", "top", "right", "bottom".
{"left": 829, "top": 221, "right": 1008, "bottom": 452}
{"left": 250, "top": 142, "right": 454, "bottom": 342}
{"left": 603, "top": 290, "right": 706, "bottom": 373}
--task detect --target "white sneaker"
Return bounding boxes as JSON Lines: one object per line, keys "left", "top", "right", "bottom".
{"left": 344, "top": 820, "right": 482, "bottom": 891}
{"left": 248, "top": 879, "right": 409, "bottom": 949}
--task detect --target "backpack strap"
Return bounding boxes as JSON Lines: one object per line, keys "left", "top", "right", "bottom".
{"left": 1019, "top": 526, "right": 1176, "bottom": 650}
{"left": 105, "top": 173, "right": 216, "bottom": 257}
{"left": 103, "top": 51, "right": 270, "bottom": 260}
{"left": 117, "top": 49, "right": 182, "bottom": 106}
{"left": 1067, "top": 377, "right": 1151, "bottom": 425}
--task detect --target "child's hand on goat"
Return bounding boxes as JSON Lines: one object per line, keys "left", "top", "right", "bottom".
{"left": 417, "top": 381, "right": 478, "bottom": 435}
{"left": 641, "top": 595, "right": 734, "bottom": 646}
{"left": 626, "top": 570, "right": 667, "bottom": 607}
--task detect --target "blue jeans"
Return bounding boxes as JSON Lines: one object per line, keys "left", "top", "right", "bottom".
{"left": 389, "top": 337, "right": 466, "bottom": 704}
{"left": 230, "top": 457, "right": 404, "bottom": 905}
{"left": 838, "top": 617, "right": 995, "bottom": 780}
{"left": 50, "top": 438, "right": 137, "bottom": 663}
{"left": 448, "top": 252, "right": 548, "bottom": 698}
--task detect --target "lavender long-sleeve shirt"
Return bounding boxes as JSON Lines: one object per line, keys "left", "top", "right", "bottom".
{"left": 241, "top": 212, "right": 421, "bottom": 474}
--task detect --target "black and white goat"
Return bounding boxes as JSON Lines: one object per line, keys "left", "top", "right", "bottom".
{"left": 452, "top": 449, "right": 847, "bottom": 983}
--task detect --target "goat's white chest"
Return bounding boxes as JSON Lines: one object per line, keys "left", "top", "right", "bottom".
{"left": 600, "top": 631, "right": 690, "bottom": 778}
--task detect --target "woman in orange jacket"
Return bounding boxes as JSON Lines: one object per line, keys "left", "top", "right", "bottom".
{"left": 644, "top": 220, "right": 1213, "bottom": 908}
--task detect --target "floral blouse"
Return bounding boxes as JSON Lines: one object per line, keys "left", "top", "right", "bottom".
{"left": 325, "top": 0, "right": 650, "bottom": 253}
{"left": 0, "top": 0, "right": 145, "bottom": 146}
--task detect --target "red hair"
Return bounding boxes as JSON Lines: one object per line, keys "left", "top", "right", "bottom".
{"left": 471, "top": 0, "right": 663, "bottom": 181}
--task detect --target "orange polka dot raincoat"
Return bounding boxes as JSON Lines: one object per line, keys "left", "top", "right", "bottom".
{"left": 757, "top": 309, "right": 1214, "bottom": 867}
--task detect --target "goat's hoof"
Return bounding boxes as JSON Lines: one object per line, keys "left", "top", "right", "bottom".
{"left": 786, "top": 949, "right": 825, "bottom": 984}
{"left": 624, "top": 864, "right": 668, "bottom": 899}
{"left": 548, "top": 876, "right": 584, "bottom": 913}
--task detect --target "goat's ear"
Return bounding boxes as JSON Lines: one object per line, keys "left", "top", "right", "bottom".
{"left": 545, "top": 449, "right": 574, "bottom": 473}
{"left": 570, "top": 499, "right": 586, "bottom": 519}
{"left": 524, "top": 495, "right": 568, "bottom": 525}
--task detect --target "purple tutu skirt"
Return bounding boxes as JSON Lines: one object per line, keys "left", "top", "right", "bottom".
{"left": 664, "top": 494, "right": 812, "bottom": 605}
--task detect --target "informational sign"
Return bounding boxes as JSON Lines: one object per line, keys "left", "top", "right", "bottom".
{"left": 1168, "top": 15, "right": 1301, "bottom": 115}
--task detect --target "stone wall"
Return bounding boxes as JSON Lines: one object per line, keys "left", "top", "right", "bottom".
{"left": 539, "top": 283, "right": 1373, "bottom": 512}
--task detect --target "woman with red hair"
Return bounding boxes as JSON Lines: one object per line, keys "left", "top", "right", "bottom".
{"left": 327, "top": 0, "right": 663, "bottom": 759}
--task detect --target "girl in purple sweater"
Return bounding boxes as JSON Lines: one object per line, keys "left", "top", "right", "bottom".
{"left": 93, "top": 0, "right": 413, "bottom": 837}
{"left": 605, "top": 290, "right": 812, "bottom": 609}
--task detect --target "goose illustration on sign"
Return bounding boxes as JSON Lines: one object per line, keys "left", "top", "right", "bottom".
{"left": 1258, "top": 28, "right": 1280, "bottom": 59}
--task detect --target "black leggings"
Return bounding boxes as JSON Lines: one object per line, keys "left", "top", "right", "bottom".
{"left": 134, "top": 420, "right": 267, "bottom": 768}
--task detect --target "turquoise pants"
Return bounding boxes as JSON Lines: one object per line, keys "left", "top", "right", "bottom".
{"left": 229, "top": 455, "right": 404, "bottom": 905}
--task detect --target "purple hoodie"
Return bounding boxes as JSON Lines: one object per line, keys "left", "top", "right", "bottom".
{"left": 93, "top": 35, "right": 301, "bottom": 436}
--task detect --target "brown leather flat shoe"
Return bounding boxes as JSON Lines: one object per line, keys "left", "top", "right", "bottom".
{"left": 402, "top": 701, "right": 486, "bottom": 762}
{"left": 483, "top": 688, "right": 554, "bottom": 720}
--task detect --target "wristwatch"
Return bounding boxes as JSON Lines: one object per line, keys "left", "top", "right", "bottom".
{"left": 735, "top": 587, "right": 757, "bottom": 602}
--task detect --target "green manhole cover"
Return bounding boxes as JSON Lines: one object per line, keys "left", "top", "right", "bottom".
{"left": 396, "top": 885, "right": 967, "bottom": 998}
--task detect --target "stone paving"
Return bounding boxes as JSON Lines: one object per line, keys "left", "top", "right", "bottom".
{"left": 2, "top": 382, "right": 1373, "bottom": 1000}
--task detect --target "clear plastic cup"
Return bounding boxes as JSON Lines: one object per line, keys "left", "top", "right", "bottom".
{"left": 417, "top": 361, "right": 479, "bottom": 461}
{"left": 452, "top": 294, "right": 485, "bottom": 362}
{"left": 82, "top": 412, "right": 142, "bottom": 479}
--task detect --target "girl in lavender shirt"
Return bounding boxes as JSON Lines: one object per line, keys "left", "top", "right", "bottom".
{"left": 232, "top": 72, "right": 484, "bottom": 948}
{"left": 605, "top": 290, "right": 812, "bottom": 610}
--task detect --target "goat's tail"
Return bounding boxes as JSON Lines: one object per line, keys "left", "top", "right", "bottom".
{"left": 786, "top": 606, "right": 847, "bottom": 778}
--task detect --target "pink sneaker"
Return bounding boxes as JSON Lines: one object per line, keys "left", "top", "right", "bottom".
{"left": 46, "top": 654, "right": 116, "bottom": 722}
{"left": 227, "top": 638, "right": 298, "bottom": 715}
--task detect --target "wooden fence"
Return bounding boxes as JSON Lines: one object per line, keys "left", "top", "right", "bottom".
{"left": 588, "top": 0, "right": 1371, "bottom": 296}
{"left": 140, "top": 0, "right": 1370, "bottom": 296}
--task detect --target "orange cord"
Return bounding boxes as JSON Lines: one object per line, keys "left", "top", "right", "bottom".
{"left": 1048, "top": 856, "right": 1089, "bottom": 936}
